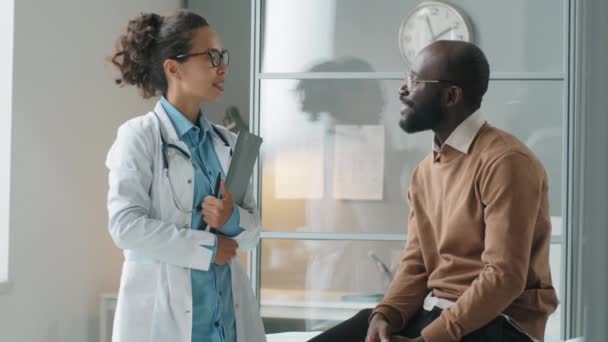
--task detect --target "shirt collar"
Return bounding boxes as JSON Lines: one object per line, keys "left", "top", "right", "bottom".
{"left": 432, "top": 110, "right": 486, "bottom": 154}
{"left": 197, "top": 113, "right": 213, "bottom": 140}
{"left": 160, "top": 96, "right": 210, "bottom": 142}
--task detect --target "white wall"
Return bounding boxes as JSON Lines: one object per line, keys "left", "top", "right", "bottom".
{"left": 0, "top": 1, "right": 181, "bottom": 341}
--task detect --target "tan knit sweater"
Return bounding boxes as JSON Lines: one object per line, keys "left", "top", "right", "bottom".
{"left": 373, "top": 123, "right": 558, "bottom": 342}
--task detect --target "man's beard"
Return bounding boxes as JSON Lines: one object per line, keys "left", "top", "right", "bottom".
{"left": 399, "top": 95, "right": 444, "bottom": 133}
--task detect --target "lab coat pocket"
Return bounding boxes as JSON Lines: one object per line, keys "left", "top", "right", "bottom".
{"left": 120, "top": 261, "right": 160, "bottom": 295}
{"left": 114, "top": 261, "right": 160, "bottom": 341}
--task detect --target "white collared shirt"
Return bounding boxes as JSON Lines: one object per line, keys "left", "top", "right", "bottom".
{"left": 432, "top": 110, "right": 486, "bottom": 154}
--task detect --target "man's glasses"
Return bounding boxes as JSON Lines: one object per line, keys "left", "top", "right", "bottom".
{"left": 405, "top": 73, "right": 460, "bottom": 89}
{"left": 175, "top": 48, "right": 230, "bottom": 68}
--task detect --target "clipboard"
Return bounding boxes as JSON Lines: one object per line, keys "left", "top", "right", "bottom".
{"left": 225, "top": 129, "right": 263, "bottom": 206}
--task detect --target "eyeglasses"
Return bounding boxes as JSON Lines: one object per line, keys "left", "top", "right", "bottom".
{"left": 175, "top": 48, "right": 230, "bottom": 68}
{"left": 405, "top": 73, "right": 460, "bottom": 89}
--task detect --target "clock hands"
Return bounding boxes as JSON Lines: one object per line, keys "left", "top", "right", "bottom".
{"left": 432, "top": 26, "right": 456, "bottom": 40}
{"left": 425, "top": 15, "right": 435, "bottom": 38}
{"left": 426, "top": 15, "right": 458, "bottom": 41}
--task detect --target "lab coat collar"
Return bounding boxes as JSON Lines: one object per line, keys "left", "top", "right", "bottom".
{"left": 153, "top": 101, "right": 182, "bottom": 144}
{"left": 154, "top": 100, "right": 228, "bottom": 147}
{"left": 153, "top": 101, "right": 232, "bottom": 173}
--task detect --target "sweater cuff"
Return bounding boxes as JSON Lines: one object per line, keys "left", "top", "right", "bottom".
{"left": 371, "top": 304, "right": 405, "bottom": 332}
{"left": 421, "top": 315, "right": 457, "bottom": 342}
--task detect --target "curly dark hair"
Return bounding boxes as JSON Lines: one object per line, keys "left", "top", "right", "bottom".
{"left": 110, "top": 10, "right": 209, "bottom": 98}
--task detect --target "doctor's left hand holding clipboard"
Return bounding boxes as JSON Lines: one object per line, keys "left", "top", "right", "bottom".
{"left": 200, "top": 172, "right": 235, "bottom": 232}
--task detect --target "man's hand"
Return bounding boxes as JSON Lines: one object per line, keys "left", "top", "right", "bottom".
{"left": 202, "top": 181, "right": 234, "bottom": 229}
{"left": 366, "top": 314, "right": 392, "bottom": 342}
{"left": 214, "top": 235, "right": 238, "bottom": 265}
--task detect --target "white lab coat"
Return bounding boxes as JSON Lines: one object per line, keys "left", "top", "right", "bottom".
{"left": 106, "top": 102, "right": 266, "bottom": 342}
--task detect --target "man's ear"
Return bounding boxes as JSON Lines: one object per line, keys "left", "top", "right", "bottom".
{"left": 163, "top": 59, "right": 181, "bottom": 81}
{"left": 444, "top": 86, "right": 464, "bottom": 107}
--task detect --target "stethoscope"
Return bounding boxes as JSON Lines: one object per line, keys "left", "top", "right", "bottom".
{"left": 153, "top": 111, "right": 233, "bottom": 214}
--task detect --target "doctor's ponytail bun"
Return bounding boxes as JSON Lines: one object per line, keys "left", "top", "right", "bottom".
{"left": 110, "top": 10, "right": 209, "bottom": 98}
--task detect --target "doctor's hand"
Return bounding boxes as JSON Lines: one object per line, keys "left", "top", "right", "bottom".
{"left": 202, "top": 181, "right": 234, "bottom": 229}
{"left": 215, "top": 236, "right": 238, "bottom": 265}
{"left": 366, "top": 313, "right": 392, "bottom": 342}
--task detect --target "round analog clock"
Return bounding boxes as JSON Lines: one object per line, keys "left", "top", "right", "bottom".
{"left": 399, "top": 1, "right": 473, "bottom": 65}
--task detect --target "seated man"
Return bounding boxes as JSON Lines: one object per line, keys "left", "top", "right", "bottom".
{"left": 309, "top": 41, "right": 558, "bottom": 342}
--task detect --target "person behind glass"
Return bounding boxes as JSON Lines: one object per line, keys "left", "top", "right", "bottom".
{"left": 309, "top": 41, "right": 558, "bottom": 342}
{"left": 106, "top": 10, "right": 265, "bottom": 342}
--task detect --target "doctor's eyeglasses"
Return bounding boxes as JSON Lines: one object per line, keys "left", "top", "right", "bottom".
{"left": 174, "top": 48, "right": 230, "bottom": 68}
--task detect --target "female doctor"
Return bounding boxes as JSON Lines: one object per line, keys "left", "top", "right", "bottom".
{"left": 106, "top": 10, "right": 265, "bottom": 342}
